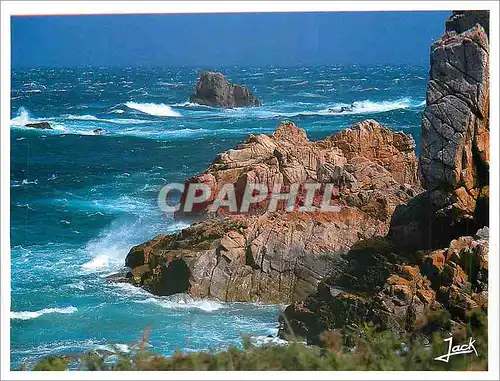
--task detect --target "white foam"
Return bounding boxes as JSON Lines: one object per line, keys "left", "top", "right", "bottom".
{"left": 137, "top": 296, "right": 224, "bottom": 312}
{"left": 337, "top": 98, "right": 413, "bottom": 114}
{"left": 68, "top": 281, "right": 86, "bottom": 291}
{"left": 83, "top": 254, "right": 110, "bottom": 270}
{"left": 66, "top": 114, "right": 99, "bottom": 121}
{"left": 63, "top": 114, "right": 154, "bottom": 125}
{"left": 10, "top": 107, "right": 31, "bottom": 126}
{"left": 290, "top": 81, "right": 309, "bottom": 87}
{"left": 272, "top": 97, "right": 422, "bottom": 118}
{"left": 21, "top": 179, "right": 38, "bottom": 185}
{"left": 171, "top": 101, "right": 213, "bottom": 109}
{"left": 11, "top": 306, "right": 77, "bottom": 320}
{"left": 125, "top": 102, "right": 181, "bottom": 117}
{"left": 250, "top": 335, "right": 289, "bottom": 347}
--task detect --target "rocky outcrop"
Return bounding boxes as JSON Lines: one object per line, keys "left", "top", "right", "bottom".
{"left": 390, "top": 12, "right": 489, "bottom": 250}
{"left": 279, "top": 232, "right": 488, "bottom": 344}
{"left": 189, "top": 71, "right": 261, "bottom": 108}
{"left": 446, "top": 10, "right": 489, "bottom": 36}
{"left": 124, "top": 212, "right": 386, "bottom": 303}
{"left": 328, "top": 119, "right": 419, "bottom": 186}
{"left": 25, "top": 122, "right": 52, "bottom": 130}
{"left": 176, "top": 120, "right": 420, "bottom": 219}
{"left": 123, "top": 120, "right": 420, "bottom": 303}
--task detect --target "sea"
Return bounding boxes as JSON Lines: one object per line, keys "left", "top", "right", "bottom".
{"left": 10, "top": 65, "right": 428, "bottom": 369}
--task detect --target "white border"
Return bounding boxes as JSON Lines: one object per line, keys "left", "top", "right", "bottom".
{"left": 1, "top": 1, "right": 499, "bottom": 380}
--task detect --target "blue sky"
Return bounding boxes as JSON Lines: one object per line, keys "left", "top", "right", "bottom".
{"left": 11, "top": 11, "right": 450, "bottom": 68}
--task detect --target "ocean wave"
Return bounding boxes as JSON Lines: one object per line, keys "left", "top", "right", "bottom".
{"left": 21, "top": 179, "right": 38, "bottom": 185}
{"left": 10, "top": 107, "right": 66, "bottom": 132}
{"left": 10, "top": 107, "right": 31, "bottom": 126}
{"left": 290, "top": 81, "right": 309, "bottom": 87}
{"left": 334, "top": 98, "right": 413, "bottom": 114}
{"left": 169, "top": 97, "right": 422, "bottom": 120}
{"left": 82, "top": 255, "right": 110, "bottom": 271}
{"left": 358, "top": 87, "right": 380, "bottom": 92}
{"left": 66, "top": 114, "right": 99, "bottom": 121}
{"left": 274, "top": 78, "right": 299, "bottom": 82}
{"left": 250, "top": 335, "right": 289, "bottom": 347}
{"left": 125, "top": 102, "right": 181, "bottom": 117}
{"left": 293, "top": 92, "right": 326, "bottom": 98}
{"left": 11, "top": 306, "right": 77, "bottom": 320}
{"left": 297, "top": 97, "right": 423, "bottom": 117}
{"left": 137, "top": 296, "right": 224, "bottom": 312}
{"left": 63, "top": 114, "right": 155, "bottom": 125}
{"left": 15, "top": 203, "right": 35, "bottom": 210}
{"left": 211, "top": 98, "right": 420, "bottom": 119}
{"left": 171, "top": 101, "right": 213, "bottom": 109}
{"left": 81, "top": 210, "right": 189, "bottom": 274}
{"left": 158, "top": 82, "right": 185, "bottom": 87}
{"left": 119, "top": 127, "right": 214, "bottom": 138}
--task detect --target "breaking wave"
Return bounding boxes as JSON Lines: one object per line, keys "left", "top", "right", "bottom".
{"left": 137, "top": 296, "right": 225, "bottom": 312}
{"left": 11, "top": 306, "right": 77, "bottom": 320}
{"left": 125, "top": 102, "right": 181, "bottom": 117}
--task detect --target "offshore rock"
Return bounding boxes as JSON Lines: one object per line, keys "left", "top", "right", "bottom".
{"left": 189, "top": 71, "right": 261, "bottom": 108}
{"left": 25, "top": 122, "right": 53, "bottom": 130}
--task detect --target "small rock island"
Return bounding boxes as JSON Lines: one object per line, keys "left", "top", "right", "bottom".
{"left": 189, "top": 71, "right": 261, "bottom": 108}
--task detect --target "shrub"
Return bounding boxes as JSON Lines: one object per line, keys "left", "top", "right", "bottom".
{"left": 26, "top": 310, "right": 488, "bottom": 371}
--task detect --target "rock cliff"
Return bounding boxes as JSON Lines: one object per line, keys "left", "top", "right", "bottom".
{"left": 279, "top": 10, "right": 489, "bottom": 343}
{"left": 390, "top": 11, "right": 489, "bottom": 250}
{"left": 189, "top": 71, "right": 261, "bottom": 108}
{"left": 446, "top": 10, "right": 489, "bottom": 36}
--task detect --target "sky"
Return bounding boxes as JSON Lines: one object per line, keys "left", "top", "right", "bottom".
{"left": 11, "top": 11, "right": 451, "bottom": 68}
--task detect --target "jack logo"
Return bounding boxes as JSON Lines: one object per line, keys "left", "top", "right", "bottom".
{"left": 434, "top": 336, "right": 478, "bottom": 363}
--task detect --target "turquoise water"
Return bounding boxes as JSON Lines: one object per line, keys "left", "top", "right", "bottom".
{"left": 10, "top": 65, "right": 427, "bottom": 369}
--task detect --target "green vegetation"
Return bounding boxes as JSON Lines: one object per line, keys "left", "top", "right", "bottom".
{"left": 25, "top": 310, "right": 487, "bottom": 371}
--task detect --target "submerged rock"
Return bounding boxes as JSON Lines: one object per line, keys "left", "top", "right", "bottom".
{"left": 92, "top": 128, "right": 107, "bottom": 135}
{"left": 189, "top": 71, "right": 261, "bottom": 108}
{"left": 25, "top": 122, "right": 52, "bottom": 130}
{"left": 328, "top": 105, "right": 353, "bottom": 113}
